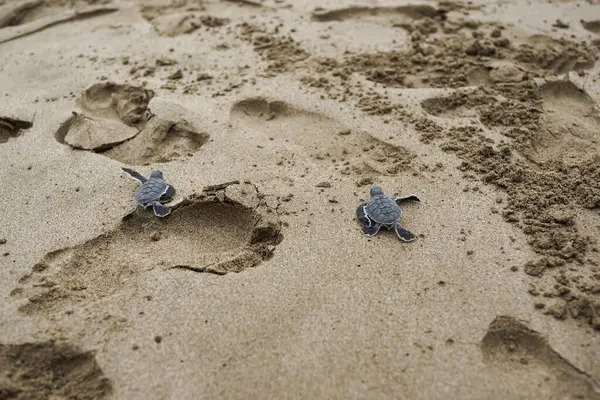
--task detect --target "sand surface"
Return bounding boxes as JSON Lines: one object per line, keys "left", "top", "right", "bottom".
{"left": 1, "top": 0, "right": 600, "bottom": 399}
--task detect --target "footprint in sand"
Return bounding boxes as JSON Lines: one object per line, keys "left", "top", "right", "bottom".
{"left": 141, "top": 1, "right": 229, "bottom": 37}
{"left": 420, "top": 80, "right": 600, "bottom": 166}
{"left": 420, "top": 93, "right": 484, "bottom": 120}
{"left": 11, "top": 182, "right": 283, "bottom": 316}
{"left": 464, "top": 35, "right": 596, "bottom": 84}
{"left": 0, "top": 0, "right": 118, "bottom": 44}
{"left": 56, "top": 82, "right": 155, "bottom": 150}
{"left": 311, "top": 5, "right": 441, "bottom": 24}
{"left": 463, "top": 35, "right": 595, "bottom": 86}
{"left": 481, "top": 316, "right": 600, "bottom": 400}
{"left": 309, "top": 5, "right": 443, "bottom": 53}
{"left": 230, "top": 97, "right": 415, "bottom": 179}
{"left": 533, "top": 80, "right": 600, "bottom": 165}
{"left": 56, "top": 82, "right": 210, "bottom": 165}
{"left": 583, "top": 20, "right": 600, "bottom": 35}
{"left": 0, "top": 116, "right": 32, "bottom": 144}
{"left": 463, "top": 60, "right": 529, "bottom": 87}
{"left": 0, "top": 340, "right": 112, "bottom": 399}
{"left": 515, "top": 35, "right": 596, "bottom": 75}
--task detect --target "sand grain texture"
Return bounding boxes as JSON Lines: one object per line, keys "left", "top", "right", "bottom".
{"left": 1, "top": 0, "right": 599, "bottom": 399}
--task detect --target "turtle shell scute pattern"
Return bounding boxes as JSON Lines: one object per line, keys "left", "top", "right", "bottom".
{"left": 365, "top": 196, "right": 401, "bottom": 224}
{"left": 136, "top": 178, "right": 167, "bottom": 204}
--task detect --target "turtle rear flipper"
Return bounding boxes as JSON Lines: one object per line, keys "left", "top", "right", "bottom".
{"left": 394, "top": 221, "right": 415, "bottom": 242}
{"left": 122, "top": 167, "right": 147, "bottom": 184}
{"left": 362, "top": 223, "right": 382, "bottom": 237}
{"left": 160, "top": 184, "right": 176, "bottom": 202}
{"left": 151, "top": 201, "right": 171, "bottom": 217}
{"left": 356, "top": 202, "right": 371, "bottom": 227}
{"left": 395, "top": 195, "right": 420, "bottom": 204}
{"left": 357, "top": 203, "right": 381, "bottom": 236}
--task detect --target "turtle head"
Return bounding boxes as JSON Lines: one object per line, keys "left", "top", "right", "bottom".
{"left": 370, "top": 186, "right": 384, "bottom": 197}
{"left": 150, "top": 170, "right": 164, "bottom": 179}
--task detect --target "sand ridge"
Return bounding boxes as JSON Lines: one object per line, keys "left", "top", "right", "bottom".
{"left": 0, "top": 0, "right": 599, "bottom": 399}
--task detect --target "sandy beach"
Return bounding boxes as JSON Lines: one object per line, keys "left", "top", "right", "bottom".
{"left": 1, "top": 0, "right": 599, "bottom": 398}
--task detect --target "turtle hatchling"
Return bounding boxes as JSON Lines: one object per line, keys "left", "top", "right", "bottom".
{"left": 356, "top": 186, "right": 420, "bottom": 242}
{"left": 122, "top": 167, "right": 176, "bottom": 217}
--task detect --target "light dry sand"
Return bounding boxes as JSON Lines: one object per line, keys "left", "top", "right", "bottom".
{"left": 1, "top": 0, "right": 600, "bottom": 399}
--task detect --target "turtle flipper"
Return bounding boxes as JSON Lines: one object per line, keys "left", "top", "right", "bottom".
{"left": 395, "top": 195, "right": 420, "bottom": 204}
{"left": 160, "top": 184, "right": 176, "bottom": 202}
{"left": 362, "top": 223, "right": 382, "bottom": 237}
{"left": 394, "top": 221, "right": 415, "bottom": 242}
{"left": 356, "top": 202, "right": 371, "bottom": 227}
{"left": 151, "top": 201, "right": 171, "bottom": 217}
{"left": 357, "top": 202, "right": 381, "bottom": 236}
{"left": 122, "top": 167, "right": 147, "bottom": 184}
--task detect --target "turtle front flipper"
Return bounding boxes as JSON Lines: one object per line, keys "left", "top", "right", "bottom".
{"left": 356, "top": 202, "right": 372, "bottom": 228}
{"left": 394, "top": 221, "right": 415, "bottom": 242}
{"left": 151, "top": 201, "right": 171, "bottom": 217}
{"left": 122, "top": 167, "right": 147, "bottom": 184}
{"left": 395, "top": 195, "right": 420, "bottom": 204}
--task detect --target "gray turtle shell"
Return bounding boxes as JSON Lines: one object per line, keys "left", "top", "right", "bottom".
{"left": 136, "top": 177, "right": 168, "bottom": 205}
{"left": 365, "top": 195, "right": 402, "bottom": 224}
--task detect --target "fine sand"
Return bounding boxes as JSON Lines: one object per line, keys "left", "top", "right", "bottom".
{"left": 1, "top": 0, "right": 600, "bottom": 399}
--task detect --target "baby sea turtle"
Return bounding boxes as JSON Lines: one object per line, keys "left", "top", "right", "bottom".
{"left": 356, "top": 186, "right": 420, "bottom": 242}
{"left": 121, "top": 167, "right": 175, "bottom": 217}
